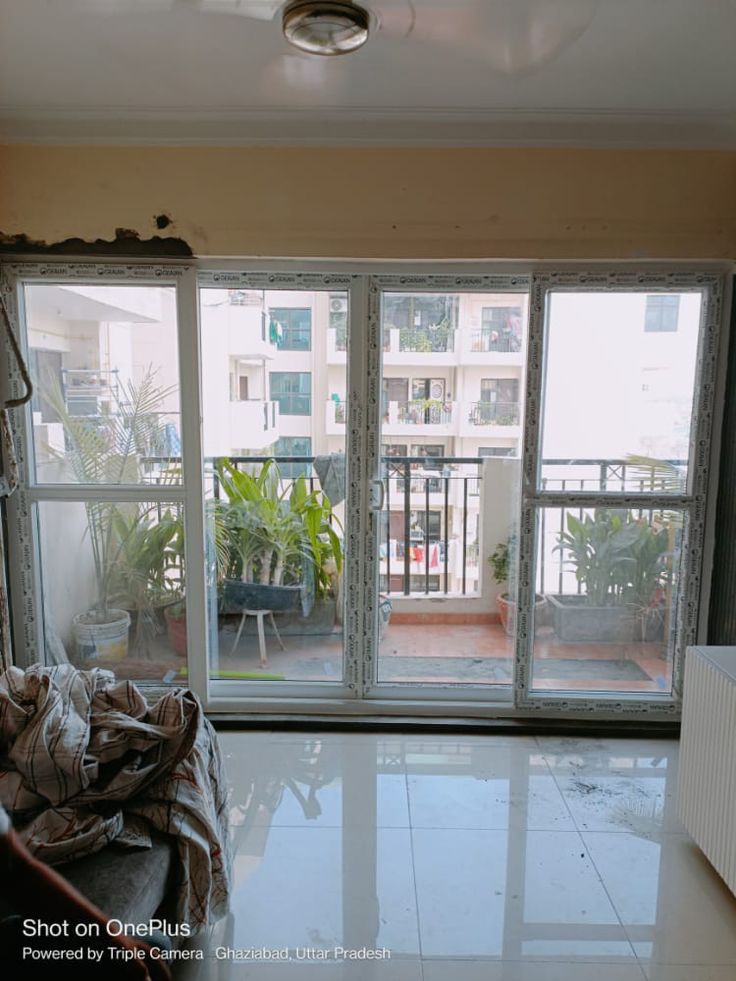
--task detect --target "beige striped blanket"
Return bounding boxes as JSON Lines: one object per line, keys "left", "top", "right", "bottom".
{"left": 0, "top": 663, "right": 231, "bottom": 928}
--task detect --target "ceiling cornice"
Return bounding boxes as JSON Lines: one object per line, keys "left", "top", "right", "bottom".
{"left": 1, "top": 107, "right": 736, "bottom": 149}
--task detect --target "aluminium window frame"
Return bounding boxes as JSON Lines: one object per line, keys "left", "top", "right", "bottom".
{"left": 514, "top": 269, "right": 724, "bottom": 717}
{"left": 0, "top": 257, "right": 730, "bottom": 721}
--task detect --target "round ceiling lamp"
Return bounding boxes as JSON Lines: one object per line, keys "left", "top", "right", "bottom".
{"left": 282, "top": 1, "right": 370, "bottom": 56}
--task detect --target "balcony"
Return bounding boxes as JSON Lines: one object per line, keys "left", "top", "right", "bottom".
{"left": 384, "top": 327, "right": 458, "bottom": 365}
{"left": 460, "top": 328, "right": 524, "bottom": 365}
{"left": 325, "top": 398, "right": 348, "bottom": 434}
{"left": 226, "top": 305, "right": 277, "bottom": 361}
{"left": 115, "top": 453, "right": 682, "bottom": 694}
{"left": 326, "top": 327, "right": 347, "bottom": 363}
{"left": 228, "top": 399, "right": 279, "bottom": 450}
{"left": 384, "top": 399, "right": 457, "bottom": 436}
{"left": 459, "top": 400, "right": 522, "bottom": 438}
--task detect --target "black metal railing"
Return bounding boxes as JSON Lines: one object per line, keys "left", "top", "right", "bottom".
{"left": 470, "top": 329, "right": 522, "bottom": 353}
{"left": 538, "top": 457, "right": 688, "bottom": 595}
{"left": 139, "top": 453, "right": 688, "bottom": 602}
{"left": 395, "top": 399, "right": 454, "bottom": 426}
{"left": 397, "top": 327, "right": 455, "bottom": 353}
{"left": 468, "top": 401, "right": 520, "bottom": 426}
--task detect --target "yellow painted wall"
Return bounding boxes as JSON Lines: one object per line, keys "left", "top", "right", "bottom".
{"left": 1, "top": 145, "right": 735, "bottom": 259}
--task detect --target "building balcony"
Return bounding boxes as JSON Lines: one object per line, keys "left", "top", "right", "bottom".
{"left": 226, "top": 306, "right": 278, "bottom": 361}
{"left": 116, "top": 453, "right": 677, "bottom": 695}
{"left": 459, "top": 400, "right": 522, "bottom": 438}
{"left": 228, "top": 399, "right": 279, "bottom": 450}
{"left": 325, "top": 398, "right": 348, "bottom": 434}
{"left": 384, "top": 399, "right": 457, "bottom": 436}
{"left": 326, "top": 328, "right": 347, "bottom": 363}
{"left": 459, "top": 328, "right": 524, "bottom": 365}
{"left": 383, "top": 327, "right": 459, "bottom": 365}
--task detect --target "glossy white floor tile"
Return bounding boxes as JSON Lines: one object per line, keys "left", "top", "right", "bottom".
{"left": 583, "top": 831, "right": 736, "bottom": 966}
{"left": 412, "top": 827, "right": 634, "bottom": 960}
{"left": 407, "top": 746, "right": 575, "bottom": 830}
{"left": 540, "top": 737, "right": 684, "bottom": 835}
{"left": 177, "top": 731, "right": 736, "bottom": 980}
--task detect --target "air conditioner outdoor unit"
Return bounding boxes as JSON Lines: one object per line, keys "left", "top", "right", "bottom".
{"left": 330, "top": 297, "right": 348, "bottom": 313}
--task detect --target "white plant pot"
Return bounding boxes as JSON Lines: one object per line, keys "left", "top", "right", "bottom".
{"left": 72, "top": 609, "right": 131, "bottom": 662}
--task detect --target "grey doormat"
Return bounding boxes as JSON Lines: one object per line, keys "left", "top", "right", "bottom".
{"left": 377, "top": 656, "right": 651, "bottom": 682}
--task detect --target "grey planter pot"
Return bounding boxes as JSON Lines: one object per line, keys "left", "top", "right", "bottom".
{"left": 547, "top": 594, "right": 638, "bottom": 643}
{"left": 221, "top": 580, "right": 302, "bottom": 614}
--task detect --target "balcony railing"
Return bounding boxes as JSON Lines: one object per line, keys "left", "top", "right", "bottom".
{"left": 470, "top": 329, "right": 522, "bottom": 353}
{"left": 397, "top": 327, "right": 455, "bottom": 353}
{"left": 139, "top": 453, "right": 687, "bottom": 603}
{"left": 395, "top": 399, "right": 454, "bottom": 426}
{"left": 468, "top": 401, "right": 520, "bottom": 426}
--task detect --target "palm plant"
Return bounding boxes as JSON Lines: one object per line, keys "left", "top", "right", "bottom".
{"left": 43, "top": 367, "right": 178, "bottom": 624}
{"left": 217, "top": 458, "right": 342, "bottom": 598}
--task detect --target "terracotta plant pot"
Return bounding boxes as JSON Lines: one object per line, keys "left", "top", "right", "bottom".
{"left": 496, "top": 593, "right": 547, "bottom": 637}
{"left": 164, "top": 607, "right": 187, "bottom": 657}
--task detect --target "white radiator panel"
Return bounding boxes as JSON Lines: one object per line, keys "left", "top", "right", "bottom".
{"left": 678, "top": 646, "right": 736, "bottom": 896}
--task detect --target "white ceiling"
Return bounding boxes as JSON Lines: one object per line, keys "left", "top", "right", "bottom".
{"left": 2, "top": 0, "right": 736, "bottom": 146}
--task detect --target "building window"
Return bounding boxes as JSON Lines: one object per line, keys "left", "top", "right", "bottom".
{"left": 644, "top": 295, "right": 680, "bottom": 332}
{"left": 478, "top": 446, "right": 515, "bottom": 458}
{"left": 477, "top": 305, "right": 523, "bottom": 352}
{"left": 473, "top": 379, "right": 520, "bottom": 425}
{"left": 269, "top": 372, "right": 311, "bottom": 415}
{"left": 270, "top": 307, "right": 312, "bottom": 350}
{"left": 274, "top": 437, "right": 312, "bottom": 478}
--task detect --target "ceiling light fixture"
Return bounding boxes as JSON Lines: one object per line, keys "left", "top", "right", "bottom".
{"left": 282, "top": 1, "right": 370, "bottom": 56}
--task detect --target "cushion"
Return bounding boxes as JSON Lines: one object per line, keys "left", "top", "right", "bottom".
{"left": 58, "top": 832, "right": 176, "bottom": 924}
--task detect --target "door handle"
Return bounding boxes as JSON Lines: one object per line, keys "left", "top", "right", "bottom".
{"left": 370, "top": 478, "right": 385, "bottom": 511}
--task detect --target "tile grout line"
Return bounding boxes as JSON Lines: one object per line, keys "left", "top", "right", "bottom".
{"left": 536, "top": 738, "right": 643, "bottom": 969}
{"left": 403, "top": 745, "right": 427, "bottom": 977}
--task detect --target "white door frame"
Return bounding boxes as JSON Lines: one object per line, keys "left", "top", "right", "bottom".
{"left": 1, "top": 258, "right": 729, "bottom": 720}
{"left": 513, "top": 269, "right": 725, "bottom": 717}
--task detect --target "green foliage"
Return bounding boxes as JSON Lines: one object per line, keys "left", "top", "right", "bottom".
{"left": 489, "top": 540, "right": 511, "bottom": 585}
{"left": 217, "top": 459, "right": 343, "bottom": 599}
{"left": 555, "top": 509, "right": 670, "bottom": 608}
{"left": 43, "top": 367, "right": 178, "bottom": 621}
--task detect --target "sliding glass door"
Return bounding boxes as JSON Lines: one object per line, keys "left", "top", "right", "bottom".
{"left": 1, "top": 262, "right": 724, "bottom": 718}
{"left": 198, "top": 273, "right": 354, "bottom": 696}
{"left": 514, "top": 272, "right": 722, "bottom": 713}
{"left": 363, "top": 275, "right": 530, "bottom": 697}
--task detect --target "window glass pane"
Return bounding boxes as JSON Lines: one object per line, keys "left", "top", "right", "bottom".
{"left": 539, "top": 291, "right": 702, "bottom": 493}
{"left": 270, "top": 372, "right": 312, "bottom": 415}
{"left": 274, "top": 436, "right": 312, "bottom": 478}
{"left": 38, "top": 500, "right": 185, "bottom": 682}
{"left": 530, "top": 504, "right": 683, "bottom": 695}
{"left": 24, "top": 284, "right": 181, "bottom": 485}
{"left": 200, "top": 287, "right": 347, "bottom": 686}
{"left": 271, "top": 307, "right": 312, "bottom": 351}
{"left": 376, "top": 287, "right": 529, "bottom": 688}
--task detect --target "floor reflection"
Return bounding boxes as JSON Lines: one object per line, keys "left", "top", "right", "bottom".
{"left": 178, "top": 733, "right": 736, "bottom": 980}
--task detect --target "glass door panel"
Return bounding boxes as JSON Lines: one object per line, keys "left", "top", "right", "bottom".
{"left": 13, "top": 275, "right": 188, "bottom": 683}
{"left": 24, "top": 283, "right": 181, "bottom": 485}
{"left": 523, "top": 283, "right": 713, "bottom": 704}
{"left": 531, "top": 504, "right": 684, "bottom": 695}
{"left": 373, "top": 282, "right": 529, "bottom": 690}
{"left": 199, "top": 286, "right": 348, "bottom": 685}
{"left": 539, "top": 291, "right": 701, "bottom": 488}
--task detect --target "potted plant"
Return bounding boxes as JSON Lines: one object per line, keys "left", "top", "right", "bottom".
{"left": 44, "top": 369, "right": 177, "bottom": 662}
{"left": 548, "top": 509, "right": 670, "bottom": 643}
{"left": 489, "top": 537, "right": 546, "bottom": 636}
{"left": 108, "top": 503, "right": 185, "bottom": 656}
{"left": 216, "top": 458, "right": 343, "bottom": 627}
